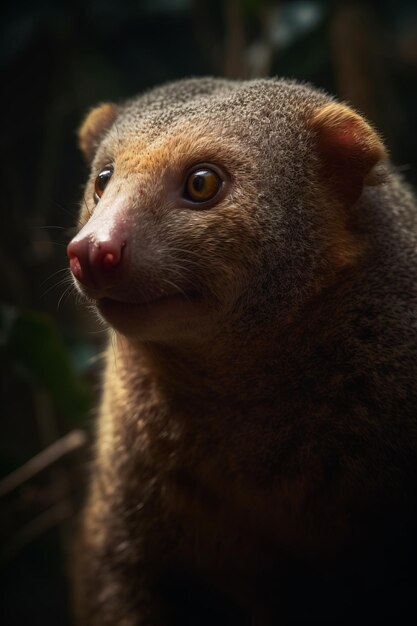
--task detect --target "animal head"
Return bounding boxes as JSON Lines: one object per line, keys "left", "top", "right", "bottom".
{"left": 68, "top": 78, "right": 386, "bottom": 342}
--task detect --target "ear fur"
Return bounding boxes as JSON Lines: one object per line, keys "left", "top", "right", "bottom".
{"left": 78, "top": 103, "right": 118, "bottom": 163}
{"left": 309, "top": 103, "right": 387, "bottom": 206}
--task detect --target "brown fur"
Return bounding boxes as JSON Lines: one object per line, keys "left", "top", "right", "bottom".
{"left": 309, "top": 102, "right": 387, "bottom": 204}
{"left": 78, "top": 103, "right": 118, "bottom": 164}
{"left": 71, "top": 78, "right": 417, "bottom": 625}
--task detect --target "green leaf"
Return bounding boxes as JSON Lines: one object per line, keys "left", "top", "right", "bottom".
{"left": 1, "top": 304, "right": 92, "bottom": 423}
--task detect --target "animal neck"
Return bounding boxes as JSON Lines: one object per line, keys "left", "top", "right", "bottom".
{"left": 112, "top": 313, "right": 305, "bottom": 415}
{"left": 114, "top": 331, "right": 271, "bottom": 407}
{"left": 110, "top": 272, "right": 357, "bottom": 415}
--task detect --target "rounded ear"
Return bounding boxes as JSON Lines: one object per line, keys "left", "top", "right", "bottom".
{"left": 78, "top": 103, "right": 118, "bottom": 164}
{"left": 309, "top": 103, "right": 387, "bottom": 206}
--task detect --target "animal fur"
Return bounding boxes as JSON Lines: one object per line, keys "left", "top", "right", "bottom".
{"left": 70, "top": 78, "right": 417, "bottom": 625}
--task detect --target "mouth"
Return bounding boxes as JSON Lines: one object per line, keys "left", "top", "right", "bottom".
{"left": 96, "top": 291, "right": 200, "bottom": 331}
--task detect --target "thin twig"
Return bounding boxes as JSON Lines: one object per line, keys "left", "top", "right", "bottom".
{"left": 0, "top": 430, "right": 88, "bottom": 498}
{"left": 2, "top": 499, "right": 74, "bottom": 561}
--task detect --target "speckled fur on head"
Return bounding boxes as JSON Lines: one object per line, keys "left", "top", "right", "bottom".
{"left": 71, "top": 77, "right": 417, "bottom": 626}
{"left": 78, "top": 78, "right": 378, "bottom": 337}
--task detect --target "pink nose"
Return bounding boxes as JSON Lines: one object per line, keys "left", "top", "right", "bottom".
{"left": 67, "top": 235, "right": 126, "bottom": 290}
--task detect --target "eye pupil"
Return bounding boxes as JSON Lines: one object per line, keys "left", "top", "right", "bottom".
{"left": 98, "top": 171, "right": 109, "bottom": 187}
{"left": 94, "top": 166, "right": 113, "bottom": 203}
{"left": 192, "top": 175, "right": 205, "bottom": 192}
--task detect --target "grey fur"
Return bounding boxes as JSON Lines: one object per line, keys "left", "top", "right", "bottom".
{"left": 73, "top": 78, "right": 417, "bottom": 626}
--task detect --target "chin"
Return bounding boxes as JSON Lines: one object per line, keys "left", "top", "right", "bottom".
{"left": 95, "top": 294, "right": 212, "bottom": 343}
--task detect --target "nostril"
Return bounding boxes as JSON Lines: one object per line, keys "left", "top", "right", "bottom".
{"left": 100, "top": 242, "right": 125, "bottom": 271}
{"left": 67, "top": 241, "right": 83, "bottom": 279}
{"left": 69, "top": 255, "right": 82, "bottom": 277}
{"left": 102, "top": 252, "right": 117, "bottom": 270}
{"left": 67, "top": 238, "right": 92, "bottom": 285}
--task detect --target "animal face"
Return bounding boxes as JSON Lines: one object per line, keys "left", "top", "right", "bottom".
{"left": 68, "top": 79, "right": 385, "bottom": 342}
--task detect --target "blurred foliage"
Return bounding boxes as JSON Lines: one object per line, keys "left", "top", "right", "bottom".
{"left": 0, "top": 305, "right": 92, "bottom": 424}
{"left": 1, "top": 0, "right": 416, "bottom": 624}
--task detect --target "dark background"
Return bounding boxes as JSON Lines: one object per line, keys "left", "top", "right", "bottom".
{"left": 1, "top": 1, "right": 416, "bottom": 623}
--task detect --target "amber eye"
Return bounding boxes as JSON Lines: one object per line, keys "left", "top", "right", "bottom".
{"left": 185, "top": 168, "right": 222, "bottom": 203}
{"left": 94, "top": 166, "right": 113, "bottom": 203}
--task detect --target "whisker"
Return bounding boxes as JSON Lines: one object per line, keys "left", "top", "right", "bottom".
{"left": 169, "top": 264, "right": 198, "bottom": 280}
{"left": 164, "top": 246, "right": 203, "bottom": 261}
{"left": 40, "top": 267, "right": 70, "bottom": 287}
{"left": 36, "top": 225, "right": 68, "bottom": 231}
{"left": 87, "top": 327, "right": 110, "bottom": 336}
{"left": 83, "top": 194, "right": 92, "bottom": 218}
{"left": 167, "top": 266, "right": 201, "bottom": 292}
{"left": 53, "top": 201, "right": 80, "bottom": 221}
{"left": 57, "top": 284, "right": 75, "bottom": 310}
{"left": 41, "top": 277, "right": 74, "bottom": 299}
{"left": 161, "top": 278, "right": 192, "bottom": 304}
{"left": 37, "top": 241, "right": 68, "bottom": 248}
{"left": 130, "top": 276, "right": 152, "bottom": 304}
{"left": 110, "top": 330, "right": 118, "bottom": 370}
